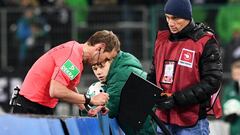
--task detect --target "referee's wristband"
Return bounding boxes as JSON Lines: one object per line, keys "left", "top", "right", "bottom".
{"left": 84, "top": 94, "right": 91, "bottom": 105}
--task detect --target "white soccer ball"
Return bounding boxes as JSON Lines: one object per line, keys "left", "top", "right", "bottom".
{"left": 223, "top": 99, "right": 240, "bottom": 116}
{"left": 86, "top": 81, "right": 105, "bottom": 97}
{"left": 85, "top": 82, "right": 105, "bottom": 110}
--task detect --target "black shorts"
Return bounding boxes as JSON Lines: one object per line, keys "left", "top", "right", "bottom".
{"left": 13, "top": 94, "right": 54, "bottom": 115}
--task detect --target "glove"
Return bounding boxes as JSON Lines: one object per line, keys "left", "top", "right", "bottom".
{"left": 224, "top": 113, "right": 239, "bottom": 124}
{"left": 156, "top": 95, "right": 175, "bottom": 110}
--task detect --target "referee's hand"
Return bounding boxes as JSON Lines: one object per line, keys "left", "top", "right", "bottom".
{"left": 87, "top": 106, "right": 109, "bottom": 117}
{"left": 91, "top": 93, "right": 109, "bottom": 106}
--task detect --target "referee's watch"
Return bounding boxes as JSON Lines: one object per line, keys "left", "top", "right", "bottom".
{"left": 84, "top": 94, "right": 91, "bottom": 105}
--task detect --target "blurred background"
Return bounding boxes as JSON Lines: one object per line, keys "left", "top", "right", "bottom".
{"left": 0, "top": 0, "right": 240, "bottom": 134}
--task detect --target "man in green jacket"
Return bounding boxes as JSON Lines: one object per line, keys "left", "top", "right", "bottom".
{"left": 222, "top": 60, "right": 240, "bottom": 135}
{"left": 90, "top": 51, "right": 157, "bottom": 135}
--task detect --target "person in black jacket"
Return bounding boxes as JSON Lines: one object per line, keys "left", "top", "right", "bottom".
{"left": 147, "top": 0, "right": 223, "bottom": 134}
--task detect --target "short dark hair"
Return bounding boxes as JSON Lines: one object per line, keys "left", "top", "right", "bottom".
{"left": 232, "top": 60, "right": 240, "bottom": 69}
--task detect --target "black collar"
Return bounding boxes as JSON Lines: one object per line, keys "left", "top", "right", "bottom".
{"left": 169, "top": 19, "right": 195, "bottom": 41}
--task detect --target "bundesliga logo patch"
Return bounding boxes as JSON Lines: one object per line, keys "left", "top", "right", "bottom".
{"left": 178, "top": 48, "right": 195, "bottom": 68}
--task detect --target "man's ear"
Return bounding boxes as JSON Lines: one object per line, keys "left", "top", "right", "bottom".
{"left": 95, "top": 43, "right": 106, "bottom": 51}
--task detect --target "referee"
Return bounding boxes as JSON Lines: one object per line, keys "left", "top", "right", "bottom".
{"left": 12, "top": 30, "right": 120, "bottom": 115}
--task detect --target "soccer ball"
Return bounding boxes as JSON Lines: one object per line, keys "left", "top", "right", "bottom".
{"left": 223, "top": 99, "right": 240, "bottom": 115}
{"left": 86, "top": 81, "right": 105, "bottom": 97}
{"left": 85, "top": 82, "right": 105, "bottom": 110}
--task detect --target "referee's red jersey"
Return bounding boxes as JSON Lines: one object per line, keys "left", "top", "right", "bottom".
{"left": 20, "top": 41, "right": 84, "bottom": 108}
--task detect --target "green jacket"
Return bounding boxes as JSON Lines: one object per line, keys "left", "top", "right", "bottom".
{"left": 105, "top": 51, "right": 156, "bottom": 135}
{"left": 222, "top": 81, "right": 240, "bottom": 135}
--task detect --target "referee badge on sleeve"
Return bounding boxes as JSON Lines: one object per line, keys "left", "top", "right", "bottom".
{"left": 61, "top": 60, "right": 80, "bottom": 80}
